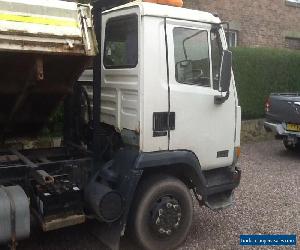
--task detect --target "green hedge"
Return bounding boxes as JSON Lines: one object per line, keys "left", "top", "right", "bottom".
{"left": 231, "top": 47, "right": 300, "bottom": 120}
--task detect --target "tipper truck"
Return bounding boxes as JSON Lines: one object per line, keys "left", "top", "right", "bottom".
{"left": 0, "top": 0, "right": 241, "bottom": 249}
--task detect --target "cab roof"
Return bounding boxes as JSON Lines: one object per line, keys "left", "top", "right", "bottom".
{"left": 104, "top": 1, "right": 221, "bottom": 24}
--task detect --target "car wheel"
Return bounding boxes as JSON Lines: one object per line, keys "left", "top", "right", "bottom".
{"left": 128, "top": 175, "right": 193, "bottom": 250}
{"left": 283, "top": 139, "right": 300, "bottom": 151}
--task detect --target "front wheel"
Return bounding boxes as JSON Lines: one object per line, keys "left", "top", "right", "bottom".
{"left": 283, "top": 139, "right": 300, "bottom": 151}
{"left": 128, "top": 175, "right": 193, "bottom": 250}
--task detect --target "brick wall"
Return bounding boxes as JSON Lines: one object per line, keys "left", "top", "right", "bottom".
{"left": 184, "top": 0, "right": 300, "bottom": 48}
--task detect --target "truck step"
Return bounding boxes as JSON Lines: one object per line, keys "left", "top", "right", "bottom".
{"left": 204, "top": 191, "right": 233, "bottom": 210}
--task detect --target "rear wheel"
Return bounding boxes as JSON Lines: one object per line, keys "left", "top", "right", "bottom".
{"left": 128, "top": 175, "right": 193, "bottom": 250}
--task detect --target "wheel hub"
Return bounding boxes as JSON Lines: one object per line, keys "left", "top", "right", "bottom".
{"left": 151, "top": 196, "right": 182, "bottom": 237}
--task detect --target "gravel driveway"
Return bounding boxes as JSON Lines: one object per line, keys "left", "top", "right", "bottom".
{"left": 18, "top": 139, "right": 299, "bottom": 250}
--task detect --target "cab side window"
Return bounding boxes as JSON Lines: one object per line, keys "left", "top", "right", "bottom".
{"left": 104, "top": 15, "right": 138, "bottom": 68}
{"left": 210, "top": 29, "right": 222, "bottom": 90}
{"left": 173, "top": 27, "right": 210, "bottom": 87}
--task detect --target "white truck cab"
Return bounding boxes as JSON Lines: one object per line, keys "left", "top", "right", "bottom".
{"left": 79, "top": 2, "right": 241, "bottom": 249}
{"left": 84, "top": 1, "right": 241, "bottom": 170}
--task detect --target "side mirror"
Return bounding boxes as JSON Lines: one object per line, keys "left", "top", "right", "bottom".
{"left": 215, "top": 50, "right": 232, "bottom": 104}
{"left": 220, "top": 50, "right": 232, "bottom": 92}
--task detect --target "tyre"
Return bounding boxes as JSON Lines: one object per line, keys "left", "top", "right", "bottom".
{"left": 283, "top": 139, "right": 300, "bottom": 151}
{"left": 128, "top": 175, "right": 193, "bottom": 250}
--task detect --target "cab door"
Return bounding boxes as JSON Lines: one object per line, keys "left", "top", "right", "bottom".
{"left": 167, "top": 19, "right": 236, "bottom": 170}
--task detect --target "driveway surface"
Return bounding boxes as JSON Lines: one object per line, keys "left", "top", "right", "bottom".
{"left": 17, "top": 140, "right": 299, "bottom": 250}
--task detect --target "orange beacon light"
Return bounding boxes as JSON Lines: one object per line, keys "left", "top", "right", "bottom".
{"left": 143, "top": 0, "right": 183, "bottom": 7}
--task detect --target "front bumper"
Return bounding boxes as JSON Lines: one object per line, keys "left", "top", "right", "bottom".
{"left": 264, "top": 121, "right": 300, "bottom": 138}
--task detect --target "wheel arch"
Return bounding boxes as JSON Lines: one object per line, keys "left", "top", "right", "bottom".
{"left": 134, "top": 150, "right": 206, "bottom": 191}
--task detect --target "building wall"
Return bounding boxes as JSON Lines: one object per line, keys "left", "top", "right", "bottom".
{"left": 184, "top": 0, "right": 300, "bottom": 48}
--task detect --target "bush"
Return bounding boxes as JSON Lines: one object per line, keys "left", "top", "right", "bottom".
{"left": 231, "top": 47, "right": 300, "bottom": 120}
